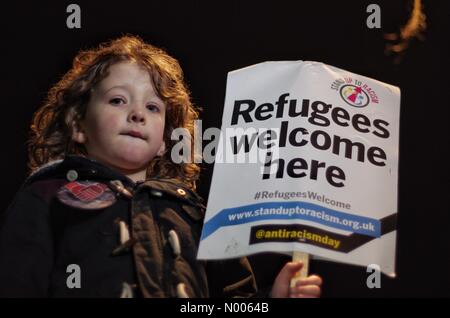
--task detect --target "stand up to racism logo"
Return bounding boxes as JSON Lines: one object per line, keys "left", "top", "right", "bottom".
{"left": 331, "top": 77, "right": 379, "bottom": 108}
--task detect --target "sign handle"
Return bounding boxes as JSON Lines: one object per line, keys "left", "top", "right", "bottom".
{"left": 290, "top": 251, "right": 309, "bottom": 288}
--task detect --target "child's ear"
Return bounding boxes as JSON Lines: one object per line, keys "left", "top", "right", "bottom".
{"left": 157, "top": 142, "right": 166, "bottom": 157}
{"left": 71, "top": 120, "right": 87, "bottom": 144}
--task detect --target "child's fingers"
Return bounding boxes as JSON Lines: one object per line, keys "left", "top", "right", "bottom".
{"left": 290, "top": 285, "right": 321, "bottom": 298}
{"left": 295, "top": 275, "right": 323, "bottom": 287}
{"left": 280, "top": 261, "right": 304, "bottom": 279}
{"left": 271, "top": 261, "right": 304, "bottom": 298}
{"left": 288, "top": 261, "right": 304, "bottom": 271}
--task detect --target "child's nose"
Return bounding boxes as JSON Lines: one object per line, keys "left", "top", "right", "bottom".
{"left": 128, "top": 110, "right": 145, "bottom": 123}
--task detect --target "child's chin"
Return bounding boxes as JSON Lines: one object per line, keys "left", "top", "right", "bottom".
{"left": 116, "top": 154, "right": 155, "bottom": 170}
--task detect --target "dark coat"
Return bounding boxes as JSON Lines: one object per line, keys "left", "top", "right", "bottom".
{"left": 0, "top": 155, "right": 260, "bottom": 298}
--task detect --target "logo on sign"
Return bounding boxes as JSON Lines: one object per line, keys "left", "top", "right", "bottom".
{"left": 340, "top": 84, "right": 370, "bottom": 107}
{"left": 331, "top": 77, "right": 379, "bottom": 108}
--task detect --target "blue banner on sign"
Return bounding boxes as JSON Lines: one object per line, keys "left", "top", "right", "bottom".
{"left": 200, "top": 201, "right": 381, "bottom": 240}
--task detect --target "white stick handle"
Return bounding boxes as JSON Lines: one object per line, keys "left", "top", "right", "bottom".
{"left": 290, "top": 251, "right": 309, "bottom": 288}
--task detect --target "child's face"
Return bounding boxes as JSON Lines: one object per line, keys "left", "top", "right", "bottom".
{"left": 72, "top": 61, "right": 166, "bottom": 174}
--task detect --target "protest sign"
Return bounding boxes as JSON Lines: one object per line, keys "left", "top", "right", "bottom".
{"left": 197, "top": 61, "right": 400, "bottom": 277}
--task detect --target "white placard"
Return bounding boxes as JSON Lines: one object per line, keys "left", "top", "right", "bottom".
{"left": 198, "top": 61, "right": 400, "bottom": 277}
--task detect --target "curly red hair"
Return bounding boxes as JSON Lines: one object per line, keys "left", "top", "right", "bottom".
{"left": 28, "top": 35, "right": 200, "bottom": 189}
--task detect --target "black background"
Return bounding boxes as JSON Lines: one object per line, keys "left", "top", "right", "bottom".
{"left": 0, "top": 0, "right": 449, "bottom": 297}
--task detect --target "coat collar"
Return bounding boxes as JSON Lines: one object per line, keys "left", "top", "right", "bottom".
{"left": 25, "top": 155, "right": 135, "bottom": 188}
{"left": 25, "top": 155, "right": 205, "bottom": 209}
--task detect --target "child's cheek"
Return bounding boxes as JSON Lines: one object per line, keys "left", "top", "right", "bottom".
{"left": 145, "top": 116, "right": 164, "bottom": 138}
{"left": 156, "top": 115, "right": 166, "bottom": 137}
{"left": 100, "top": 113, "right": 122, "bottom": 134}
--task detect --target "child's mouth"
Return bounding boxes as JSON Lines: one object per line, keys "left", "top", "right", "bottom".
{"left": 121, "top": 130, "right": 146, "bottom": 140}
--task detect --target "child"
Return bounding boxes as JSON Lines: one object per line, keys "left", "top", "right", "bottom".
{"left": 0, "top": 35, "right": 322, "bottom": 298}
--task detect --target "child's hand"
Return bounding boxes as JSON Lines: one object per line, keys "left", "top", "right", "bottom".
{"left": 270, "top": 261, "right": 322, "bottom": 298}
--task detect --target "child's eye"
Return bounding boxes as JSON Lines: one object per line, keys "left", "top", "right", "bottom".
{"left": 146, "top": 104, "right": 160, "bottom": 113}
{"left": 109, "top": 97, "right": 126, "bottom": 106}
